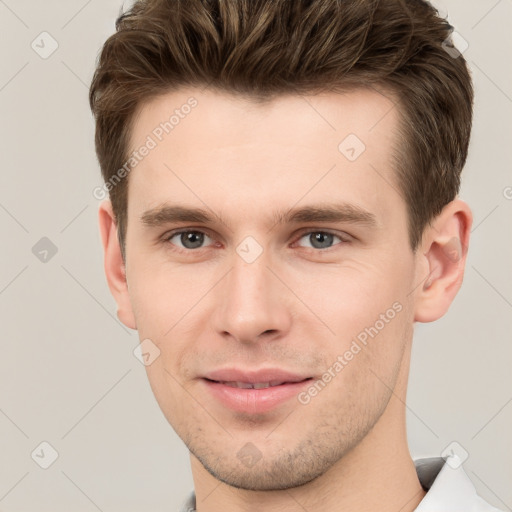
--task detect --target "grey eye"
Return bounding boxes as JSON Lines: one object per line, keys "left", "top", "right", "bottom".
{"left": 298, "top": 232, "right": 341, "bottom": 249}
{"left": 169, "top": 231, "right": 212, "bottom": 249}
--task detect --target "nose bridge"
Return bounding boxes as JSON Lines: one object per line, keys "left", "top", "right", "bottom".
{"left": 212, "top": 243, "right": 291, "bottom": 343}
{"left": 231, "top": 249, "right": 270, "bottom": 307}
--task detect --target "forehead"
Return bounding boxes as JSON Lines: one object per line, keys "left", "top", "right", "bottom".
{"left": 130, "top": 86, "right": 398, "bottom": 153}
{"left": 126, "top": 87, "right": 404, "bottom": 228}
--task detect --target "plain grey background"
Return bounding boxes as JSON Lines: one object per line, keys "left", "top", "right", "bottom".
{"left": 1, "top": 0, "right": 511, "bottom": 510}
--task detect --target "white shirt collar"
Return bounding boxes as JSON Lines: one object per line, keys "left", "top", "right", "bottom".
{"left": 414, "top": 456, "right": 503, "bottom": 511}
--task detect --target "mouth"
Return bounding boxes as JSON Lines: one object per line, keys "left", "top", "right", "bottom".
{"left": 201, "top": 369, "right": 314, "bottom": 414}
{"left": 204, "top": 378, "right": 312, "bottom": 389}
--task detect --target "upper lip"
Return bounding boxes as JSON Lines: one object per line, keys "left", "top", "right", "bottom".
{"left": 203, "top": 368, "right": 312, "bottom": 384}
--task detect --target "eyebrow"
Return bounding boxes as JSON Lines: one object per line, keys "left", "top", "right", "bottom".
{"left": 140, "top": 202, "right": 377, "bottom": 229}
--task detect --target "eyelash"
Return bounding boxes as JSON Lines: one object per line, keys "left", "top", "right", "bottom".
{"left": 161, "top": 228, "right": 351, "bottom": 252}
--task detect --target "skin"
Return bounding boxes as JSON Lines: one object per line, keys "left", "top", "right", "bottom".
{"left": 99, "top": 87, "right": 472, "bottom": 511}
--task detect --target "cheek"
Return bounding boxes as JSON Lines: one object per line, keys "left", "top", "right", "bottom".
{"left": 128, "top": 264, "right": 201, "bottom": 339}
{"left": 302, "top": 299, "right": 413, "bottom": 421}
{"left": 291, "top": 260, "right": 412, "bottom": 335}
{"left": 127, "top": 265, "right": 211, "bottom": 387}
{"left": 292, "top": 259, "right": 415, "bottom": 392}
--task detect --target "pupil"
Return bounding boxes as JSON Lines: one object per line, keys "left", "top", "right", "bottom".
{"left": 182, "top": 231, "right": 204, "bottom": 249}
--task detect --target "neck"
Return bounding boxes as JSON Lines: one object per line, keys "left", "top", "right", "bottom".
{"left": 190, "top": 342, "right": 425, "bottom": 512}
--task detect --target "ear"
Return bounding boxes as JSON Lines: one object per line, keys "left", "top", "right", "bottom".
{"left": 98, "top": 200, "right": 137, "bottom": 330}
{"left": 413, "top": 199, "right": 472, "bottom": 323}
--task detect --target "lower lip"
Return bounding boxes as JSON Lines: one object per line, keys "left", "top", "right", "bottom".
{"left": 202, "top": 379, "right": 312, "bottom": 414}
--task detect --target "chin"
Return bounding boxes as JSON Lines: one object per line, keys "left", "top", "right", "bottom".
{"left": 189, "top": 440, "right": 343, "bottom": 492}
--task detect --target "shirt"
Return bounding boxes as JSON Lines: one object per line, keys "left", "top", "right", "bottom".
{"left": 178, "top": 455, "right": 504, "bottom": 511}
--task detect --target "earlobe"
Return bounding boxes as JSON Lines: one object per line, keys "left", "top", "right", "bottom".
{"left": 413, "top": 199, "right": 472, "bottom": 323}
{"left": 98, "top": 200, "right": 137, "bottom": 330}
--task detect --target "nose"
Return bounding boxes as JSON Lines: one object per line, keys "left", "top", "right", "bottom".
{"left": 211, "top": 249, "right": 293, "bottom": 345}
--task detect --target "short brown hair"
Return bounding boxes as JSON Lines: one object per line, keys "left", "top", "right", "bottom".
{"left": 89, "top": 0, "right": 473, "bottom": 261}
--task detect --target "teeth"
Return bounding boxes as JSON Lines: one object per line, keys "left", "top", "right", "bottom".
{"left": 221, "top": 381, "right": 286, "bottom": 389}
{"left": 236, "top": 381, "right": 254, "bottom": 389}
{"left": 221, "top": 381, "right": 253, "bottom": 388}
{"left": 253, "top": 382, "right": 270, "bottom": 389}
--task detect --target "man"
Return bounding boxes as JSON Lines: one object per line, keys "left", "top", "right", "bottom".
{"left": 89, "top": 0, "right": 502, "bottom": 510}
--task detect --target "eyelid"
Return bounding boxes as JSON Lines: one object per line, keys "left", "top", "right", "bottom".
{"left": 292, "top": 228, "right": 352, "bottom": 248}
{"left": 161, "top": 227, "right": 352, "bottom": 252}
{"left": 163, "top": 227, "right": 214, "bottom": 239}
{"left": 162, "top": 227, "right": 216, "bottom": 246}
{"left": 293, "top": 227, "right": 351, "bottom": 239}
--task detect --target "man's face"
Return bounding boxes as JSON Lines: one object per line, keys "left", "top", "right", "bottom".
{"left": 123, "top": 87, "right": 421, "bottom": 490}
